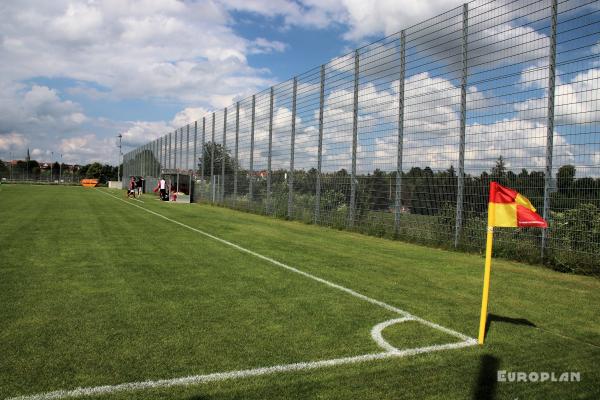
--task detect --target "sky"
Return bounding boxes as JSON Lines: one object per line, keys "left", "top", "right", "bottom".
{"left": 0, "top": 0, "right": 475, "bottom": 165}
{"left": 0, "top": 0, "right": 598, "bottom": 176}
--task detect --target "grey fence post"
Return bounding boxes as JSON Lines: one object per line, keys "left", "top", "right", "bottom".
{"left": 166, "top": 133, "right": 170, "bottom": 170}
{"left": 156, "top": 139, "right": 160, "bottom": 176}
{"left": 158, "top": 137, "right": 162, "bottom": 174}
{"left": 348, "top": 49, "right": 359, "bottom": 228}
{"left": 211, "top": 112, "right": 216, "bottom": 204}
{"left": 180, "top": 128, "right": 184, "bottom": 171}
{"left": 395, "top": 30, "right": 406, "bottom": 236}
{"left": 542, "top": 0, "right": 558, "bottom": 258}
{"left": 288, "top": 77, "right": 297, "bottom": 219}
{"left": 201, "top": 117, "right": 206, "bottom": 196}
{"left": 186, "top": 125, "right": 190, "bottom": 171}
{"left": 267, "top": 87, "right": 274, "bottom": 214}
{"left": 140, "top": 146, "right": 144, "bottom": 177}
{"left": 141, "top": 145, "right": 144, "bottom": 177}
{"left": 174, "top": 130, "right": 178, "bottom": 170}
{"left": 192, "top": 122, "right": 198, "bottom": 201}
{"left": 186, "top": 125, "right": 190, "bottom": 196}
{"left": 147, "top": 143, "right": 151, "bottom": 176}
{"left": 249, "top": 94, "right": 256, "bottom": 202}
{"left": 166, "top": 134, "right": 170, "bottom": 171}
{"left": 222, "top": 107, "right": 227, "bottom": 203}
{"left": 193, "top": 121, "right": 198, "bottom": 176}
{"left": 315, "top": 65, "right": 325, "bottom": 224}
{"left": 164, "top": 135, "right": 168, "bottom": 171}
{"left": 454, "top": 3, "right": 468, "bottom": 248}
{"left": 234, "top": 102, "right": 240, "bottom": 206}
{"left": 149, "top": 143, "right": 152, "bottom": 176}
{"left": 139, "top": 146, "right": 142, "bottom": 177}
{"left": 152, "top": 140, "right": 156, "bottom": 177}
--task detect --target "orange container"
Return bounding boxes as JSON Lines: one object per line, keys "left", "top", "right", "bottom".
{"left": 81, "top": 179, "right": 99, "bottom": 187}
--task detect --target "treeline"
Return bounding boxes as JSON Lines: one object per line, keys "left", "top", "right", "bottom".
{"left": 208, "top": 150, "right": 599, "bottom": 216}
{"left": 0, "top": 160, "right": 121, "bottom": 184}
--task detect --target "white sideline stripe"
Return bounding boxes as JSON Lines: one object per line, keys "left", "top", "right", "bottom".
{"left": 98, "top": 189, "right": 475, "bottom": 342}
{"left": 7, "top": 341, "right": 475, "bottom": 400}
{"left": 98, "top": 189, "right": 473, "bottom": 342}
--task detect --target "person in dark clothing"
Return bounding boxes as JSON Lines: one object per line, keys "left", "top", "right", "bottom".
{"left": 136, "top": 176, "right": 144, "bottom": 197}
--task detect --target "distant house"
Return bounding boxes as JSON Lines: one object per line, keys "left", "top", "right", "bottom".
{"left": 249, "top": 170, "right": 268, "bottom": 179}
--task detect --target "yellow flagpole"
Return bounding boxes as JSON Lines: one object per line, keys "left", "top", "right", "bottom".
{"left": 478, "top": 202, "right": 495, "bottom": 345}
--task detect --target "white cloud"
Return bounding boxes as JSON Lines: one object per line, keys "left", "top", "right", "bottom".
{"left": 171, "top": 107, "right": 211, "bottom": 129}
{"left": 0, "top": 0, "right": 280, "bottom": 105}
{"left": 249, "top": 38, "right": 288, "bottom": 54}
{"left": 58, "top": 134, "right": 119, "bottom": 164}
{"left": 0, "top": 84, "right": 87, "bottom": 142}
{"left": 0, "top": 132, "right": 28, "bottom": 152}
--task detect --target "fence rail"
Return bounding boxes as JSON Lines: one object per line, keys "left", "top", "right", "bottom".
{"left": 122, "top": 0, "right": 600, "bottom": 275}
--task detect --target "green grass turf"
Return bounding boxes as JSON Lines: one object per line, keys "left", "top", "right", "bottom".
{"left": 0, "top": 184, "right": 598, "bottom": 399}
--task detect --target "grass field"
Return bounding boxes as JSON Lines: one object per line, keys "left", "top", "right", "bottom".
{"left": 0, "top": 184, "right": 599, "bottom": 400}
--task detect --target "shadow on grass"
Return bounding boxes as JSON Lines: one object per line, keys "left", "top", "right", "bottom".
{"left": 484, "top": 313, "right": 536, "bottom": 341}
{"left": 472, "top": 354, "right": 500, "bottom": 400}
{"left": 187, "top": 395, "right": 211, "bottom": 400}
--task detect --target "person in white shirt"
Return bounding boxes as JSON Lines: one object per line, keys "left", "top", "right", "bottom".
{"left": 159, "top": 177, "right": 167, "bottom": 201}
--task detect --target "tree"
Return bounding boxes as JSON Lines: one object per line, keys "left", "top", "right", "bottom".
{"left": 0, "top": 160, "right": 8, "bottom": 179}
{"left": 491, "top": 156, "right": 507, "bottom": 178}
{"left": 557, "top": 165, "right": 576, "bottom": 194}
{"left": 369, "top": 169, "right": 389, "bottom": 210}
{"left": 200, "top": 142, "right": 235, "bottom": 177}
{"left": 51, "top": 162, "right": 60, "bottom": 181}
{"left": 85, "top": 163, "right": 103, "bottom": 179}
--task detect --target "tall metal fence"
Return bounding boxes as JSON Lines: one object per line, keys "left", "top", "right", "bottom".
{"left": 0, "top": 152, "right": 82, "bottom": 184}
{"left": 123, "top": 0, "right": 600, "bottom": 275}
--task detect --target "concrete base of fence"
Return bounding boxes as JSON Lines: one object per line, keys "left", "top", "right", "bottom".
{"left": 108, "top": 181, "right": 122, "bottom": 189}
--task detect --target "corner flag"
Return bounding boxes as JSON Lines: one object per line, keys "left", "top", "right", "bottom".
{"left": 478, "top": 182, "right": 547, "bottom": 345}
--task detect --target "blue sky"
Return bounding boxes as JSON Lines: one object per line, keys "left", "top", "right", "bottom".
{"left": 0, "top": 0, "right": 598, "bottom": 176}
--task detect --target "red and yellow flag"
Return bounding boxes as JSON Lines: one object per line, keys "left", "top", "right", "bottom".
{"left": 488, "top": 182, "right": 547, "bottom": 228}
{"left": 479, "top": 182, "right": 548, "bottom": 345}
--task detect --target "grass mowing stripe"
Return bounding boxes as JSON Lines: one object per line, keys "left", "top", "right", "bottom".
{"left": 6, "top": 340, "right": 478, "bottom": 400}
{"left": 98, "top": 189, "right": 476, "bottom": 343}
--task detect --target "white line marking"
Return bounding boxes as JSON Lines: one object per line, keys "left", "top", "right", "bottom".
{"left": 4, "top": 190, "right": 477, "bottom": 400}
{"left": 7, "top": 339, "right": 476, "bottom": 400}
{"left": 371, "top": 317, "right": 414, "bottom": 352}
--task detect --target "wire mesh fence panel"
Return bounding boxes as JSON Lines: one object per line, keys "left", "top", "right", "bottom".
{"left": 247, "top": 89, "right": 269, "bottom": 213}
{"left": 270, "top": 79, "right": 294, "bottom": 218}
{"left": 233, "top": 97, "right": 254, "bottom": 209}
{"left": 318, "top": 52, "right": 357, "bottom": 229}
{"left": 116, "top": 0, "right": 600, "bottom": 275}
{"left": 294, "top": 66, "right": 324, "bottom": 224}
